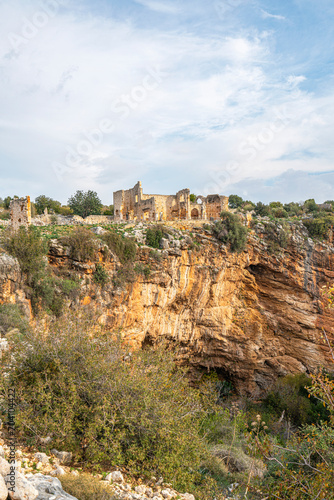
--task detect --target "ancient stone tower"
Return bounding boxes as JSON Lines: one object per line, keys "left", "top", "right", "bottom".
{"left": 10, "top": 196, "right": 31, "bottom": 231}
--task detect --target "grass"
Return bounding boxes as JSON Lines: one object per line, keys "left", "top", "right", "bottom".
{"left": 61, "top": 474, "right": 117, "bottom": 500}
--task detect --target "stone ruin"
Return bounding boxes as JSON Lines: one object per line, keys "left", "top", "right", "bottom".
{"left": 10, "top": 196, "right": 31, "bottom": 231}
{"left": 113, "top": 181, "right": 229, "bottom": 222}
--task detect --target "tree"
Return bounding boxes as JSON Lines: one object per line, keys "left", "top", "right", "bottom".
{"left": 212, "top": 212, "right": 248, "bottom": 252}
{"left": 283, "top": 202, "right": 303, "bottom": 216}
{"left": 269, "top": 201, "right": 283, "bottom": 209}
{"left": 103, "top": 205, "right": 114, "bottom": 216}
{"left": 190, "top": 194, "right": 197, "bottom": 203}
{"left": 4, "top": 196, "right": 12, "bottom": 209}
{"left": 254, "top": 201, "right": 270, "bottom": 217}
{"left": 303, "top": 198, "right": 318, "bottom": 213}
{"left": 228, "top": 194, "right": 244, "bottom": 209}
{"left": 34, "top": 195, "right": 61, "bottom": 215}
{"left": 67, "top": 190, "right": 102, "bottom": 218}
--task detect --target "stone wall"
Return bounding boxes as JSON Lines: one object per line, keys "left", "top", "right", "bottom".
{"left": 10, "top": 196, "right": 31, "bottom": 231}
{"left": 30, "top": 214, "right": 114, "bottom": 226}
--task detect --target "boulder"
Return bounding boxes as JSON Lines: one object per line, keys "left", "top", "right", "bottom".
{"left": 0, "top": 457, "right": 10, "bottom": 476}
{"left": 6, "top": 471, "right": 39, "bottom": 500}
{"left": 0, "top": 475, "right": 8, "bottom": 500}
{"left": 90, "top": 227, "right": 106, "bottom": 236}
{"left": 50, "top": 467, "right": 65, "bottom": 477}
{"left": 159, "top": 238, "right": 169, "bottom": 250}
{"left": 33, "top": 453, "right": 48, "bottom": 465}
{"left": 50, "top": 450, "right": 72, "bottom": 465}
{"left": 111, "top": 470, "right": 124, "bottom": 483}
{"left": 27, "top": 474, "right": 78, "bottom": 500}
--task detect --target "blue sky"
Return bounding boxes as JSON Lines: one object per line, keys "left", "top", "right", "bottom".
{"left": 1, "top": 0, "right": 334, "bottom": 204}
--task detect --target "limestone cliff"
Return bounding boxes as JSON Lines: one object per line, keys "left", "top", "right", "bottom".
{"left": 99, "top": 237, "right": 334, "bottom": 395}
{"left": 2, "top": 223, "right": 334, "bottom": 395}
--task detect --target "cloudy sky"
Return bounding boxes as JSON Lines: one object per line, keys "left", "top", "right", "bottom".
{"left": 1, "top": 0, "right": 334, "bottom": 204}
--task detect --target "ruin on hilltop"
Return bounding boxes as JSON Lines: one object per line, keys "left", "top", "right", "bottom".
{"left": 113, "top": 181, "right": 229, "bottom": 222}
{"left": 10, "top": 196, "right": 31, "bottom": 231}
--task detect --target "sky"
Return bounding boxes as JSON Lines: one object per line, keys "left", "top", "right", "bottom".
{"left": 1, "top": 0, "right": 334, "bottom": 205}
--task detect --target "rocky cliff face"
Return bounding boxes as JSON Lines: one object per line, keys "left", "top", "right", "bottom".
{"left": 2, "top": 223, "right": 334, "bottom": 396}
{"left": 0, "top": 253, "right": 31, "bottom": 317}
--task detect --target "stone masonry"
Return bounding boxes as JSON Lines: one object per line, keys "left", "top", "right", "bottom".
{"left": 10, "top": 196, "right": 31, "bottom": 231}
{"left": 113, "top": 181, "right": 229, "bottom": 222}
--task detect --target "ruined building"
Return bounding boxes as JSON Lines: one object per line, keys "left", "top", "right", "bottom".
{"left": 10, "top": 196, "right": 31, "bottom": 231}
{"left": 113, "top": 182, "right": 229, "bottom": 222}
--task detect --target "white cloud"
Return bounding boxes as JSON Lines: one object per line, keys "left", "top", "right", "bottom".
{"left": 133, "top": 0, "right": 180, "bottom": 14}
{"left": 0, "top": 1, "right": 333, "bottom": 204}
{"left": 260, "top": 9, "right": 286, "bottom": 21}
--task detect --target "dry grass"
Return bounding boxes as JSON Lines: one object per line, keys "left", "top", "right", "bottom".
{"left": 60, "top": 474, "right": 117, "bottom": 500}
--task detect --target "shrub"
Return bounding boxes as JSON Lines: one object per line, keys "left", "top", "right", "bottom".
{"left": 145, "top": 226, "right": 163, "bottom": 249}
{"left": 0, "top": 311, "right": 211, "bottom": 491}
{"left": 0, "top": 211, "right": 10, "bottom": 220}
{"left": 272, "top": 207, "right": 288, "bottom": 219}
{"left": 262, "top": 373, "right": 329, "bottom": 427}
{"left": 60, "top": 279, "right": 80, "bottom": 298}
{"left": 61, "top": 228, "right": 97, "bottom": 261}
{"left": 254, "top": 202, "right": 271, "bottom": 217}
{"left": 2, "top": 227, "right": 74, "bottom": 316}
{"left": 60, "top": 474, "right": 117, "bottom": 500}
{"left": 212, "top": 212, "right": 247, "bottom": 252}
{"left": 303, "top": 198, "right": 319, "bottom": 213}
{"left": 112, "top": 263, "right": 137, "bottom": 288}
{"left": 264, "top": 222, "right": 289, "bottom": 253}
{"left": 284, "top": 202, "right": 303, "bottom": 217}
{"left": 103, "top": 232, "right": 137, "bottom": 264}
{"left": 303, "top": 216, "right": 334, "bottom": 240}
{"left": 0, "top": 304, "right": 29, "bottom": 335}
{"left": 57, "top": 206, "right": 74, "bottom": 216}
{"left": 134, "top": 263, "right": 151, "bottom": 278}
{"left": 93, "top": 264, "right": 109, "bottom": 286}
{"left": 2, "top": 226, "right": 48, "bottom": 282}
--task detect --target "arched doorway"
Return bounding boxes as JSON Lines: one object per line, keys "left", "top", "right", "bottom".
{"left": 191, "top": 208, "right": 199, "bottom": 219}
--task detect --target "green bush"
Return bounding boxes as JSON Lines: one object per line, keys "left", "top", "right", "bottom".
{"left": 145, "top": 226, "right": 163, "bottom": 249}
{"left": 254, "top": 202, "right": 271, "bottom": 217}
{"left": 112, "top": 263, "right": 137, "bottom": 288}
{"left": 61, "top": 227, "right": 98, "bottom": 261}
{"left": 134, "top": 263, "right": 151, "bottom": 278}
{"left": 0, "top": 304, "right": 29, "bottom": 335}
{"left": 93, "top": 264, "right": 109, "bottom": 286}
{"left": 103, "top": 231, "right": 137, "bottom": 264}
{"left": 2, "top": 226, "right": 48, "bottom": 282}
{"left": 264, "top": 222, "right": 289, "bottom": 253}
{"left": 303, "top": 216, "right": 334, "bottom": 240}
{"left": 0, "top": 211, "right": 10, "bottom": 220}
{"left": 1, "top": 227, "right": 76, "bottom": 316}
{"left": 0, "top": 311, "right": 212, "bottom": 492}
{"left": 60, "top": 279, "right": 80, "bottom": 297}
{"left": 212, "top": 212, "right": 247, "bottom": 252}
{"left": 262, "top": 373, "right": 329, "bottom": 427}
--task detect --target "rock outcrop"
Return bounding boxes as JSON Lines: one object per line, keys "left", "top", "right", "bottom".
{"left": 94, "top": 228, "right": 334, "bottom": 395}
{"left": 2, "top": 222, "right": 334, "bottom": 395}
